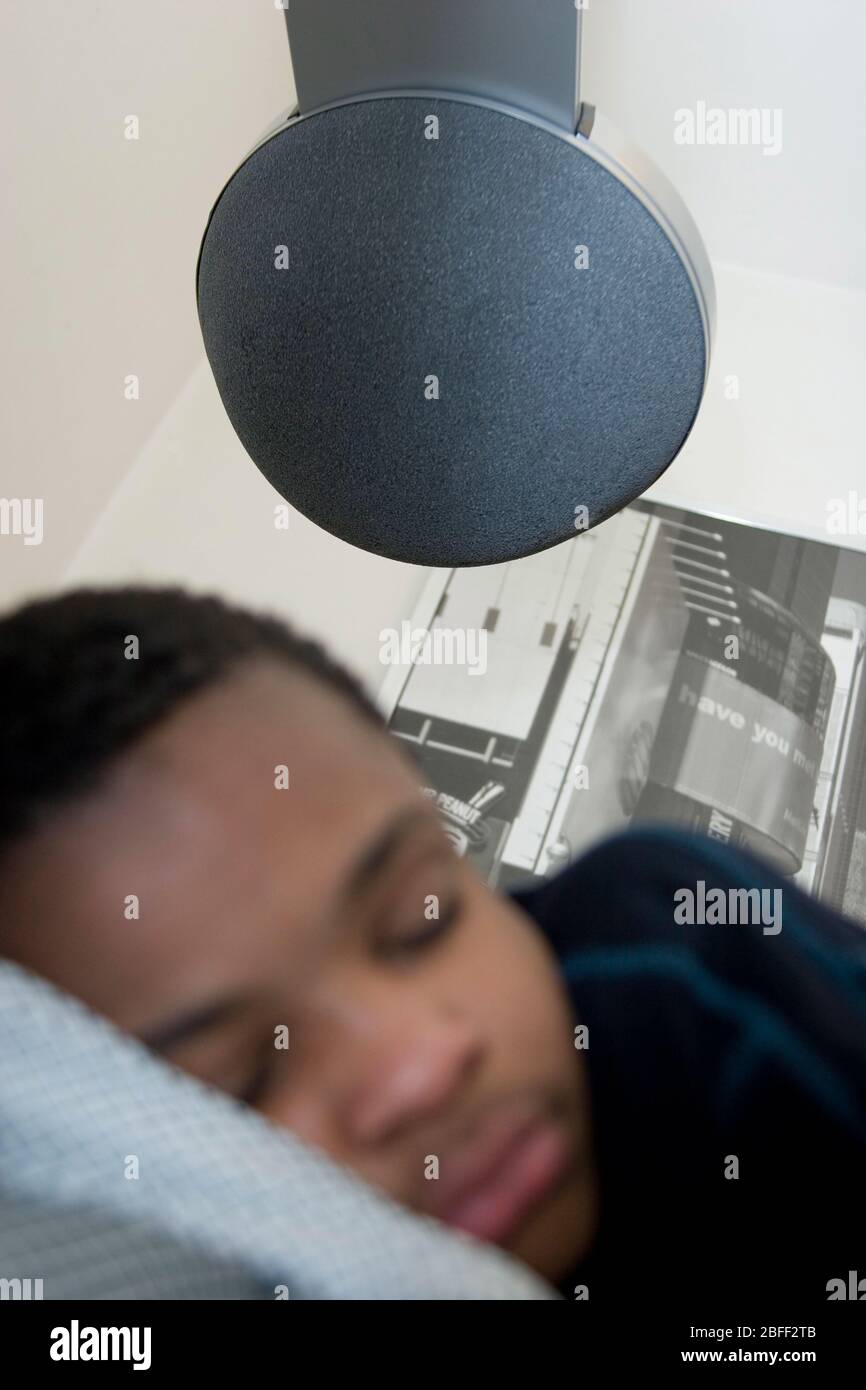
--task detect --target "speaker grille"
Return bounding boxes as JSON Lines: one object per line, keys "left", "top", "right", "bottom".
{"left": 197, "top": 97, "right": 706, "bottom": 566}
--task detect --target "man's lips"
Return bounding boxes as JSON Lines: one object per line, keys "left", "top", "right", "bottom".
{"left": 429, "top": 1108, "right": 572, "bottom": 1244}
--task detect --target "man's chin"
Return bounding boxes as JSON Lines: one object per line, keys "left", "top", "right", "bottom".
{"left": 499, "top": 1157, "right": 598, "bottom": 1286}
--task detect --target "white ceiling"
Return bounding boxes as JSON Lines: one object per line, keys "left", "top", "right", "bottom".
{"left": 584, "top": 0, "right": 866, "bottom": 292}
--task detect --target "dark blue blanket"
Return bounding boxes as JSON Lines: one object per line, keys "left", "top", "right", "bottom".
{"left": 508, "top": 825, "right": 866, "bottom": 1310}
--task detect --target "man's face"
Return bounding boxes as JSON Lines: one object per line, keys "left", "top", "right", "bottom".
{"left": 0, "top": 659, "right": 595, "bottom": 1282}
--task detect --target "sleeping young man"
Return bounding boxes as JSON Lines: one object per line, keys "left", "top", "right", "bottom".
{"left": 0, "top": 587, "right": 863, "bottom": 1310}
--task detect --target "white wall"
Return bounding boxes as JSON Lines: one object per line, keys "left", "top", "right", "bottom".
{"left": 585, "top": 0, "right": 866, "bottom": 291}
{"left": 0, "top": 1, "right": 292, "bottom": 602}
{"left": 64, "top": 358, "right": 437, "bottom": 691}
{"left": 3, "top": 0, "right": 865, "bottom": 695}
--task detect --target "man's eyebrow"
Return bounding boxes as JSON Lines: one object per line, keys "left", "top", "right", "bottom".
{"left": 140, "top": 807, "right": 443, "bottom": 1053}
{"left": 341, "top": 804, "right": 445, "bottom": 901}
{"left": 138, "top": 997, "right": 247, "bottom": 1054}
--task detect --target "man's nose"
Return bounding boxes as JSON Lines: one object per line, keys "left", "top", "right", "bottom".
{"left": 347, "top": 1010, "right": 485, "bottom": 1144}
{"left": 276, "top": 980, "right": 486, "bottom": 1150}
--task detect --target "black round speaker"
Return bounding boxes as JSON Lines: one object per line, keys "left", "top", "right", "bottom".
{"left": 197, "top": 51, "right": 714, "bottom": 568}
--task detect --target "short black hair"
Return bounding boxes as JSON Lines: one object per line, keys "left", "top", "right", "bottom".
{"left": 0, "top": 586, "right": 385, "bottom": 854}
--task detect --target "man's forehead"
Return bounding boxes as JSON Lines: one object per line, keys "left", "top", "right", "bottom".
{"left": 130, "top": 659, "right": 406, "bottom": 793}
